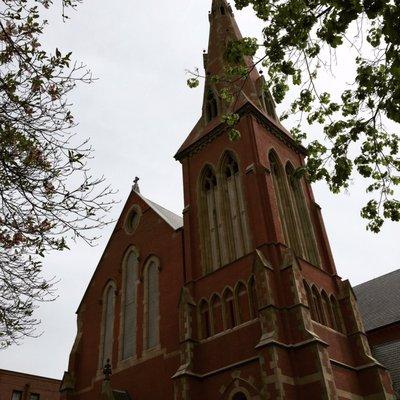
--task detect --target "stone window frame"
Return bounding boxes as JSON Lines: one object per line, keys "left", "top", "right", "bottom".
{"left": 118, "top": 246, "right": 140, "bottom": 363}
{"left": 98, "top": 280, "right": 117, "bottom": 370}
{"left": 198, "top": 298, "right": 211, "bottom": 339}
{"left": 285, "top": 162, "right": 321, "bottom": 267}
{"left": 124, "top": 204, "right": 142, "bottom": 235}
{"left": 248, "top": 275, "right": 259, "bottom": 319}
{"left": 142, "top": 255, "right": 161, "bottom": 353}
{"left": 229, "top": 387, "right": 252, "bottom": 400}
{"left": 234, "top": 280, "right": 251, "bottom": 325}
{"left": 218, "top": 150, "right": 252, "bottom": 263}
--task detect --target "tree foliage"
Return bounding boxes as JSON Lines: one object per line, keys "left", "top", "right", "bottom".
{"left": 0, "top": 0, "right": 114, "bottom": 348}
{"left": 190, "top": 0, "right": 400, "bottom": 233}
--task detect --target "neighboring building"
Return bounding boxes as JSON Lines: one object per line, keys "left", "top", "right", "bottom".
{"left": 0, "top": 369, "right": 60, "bottom": 400}
{"left": 60, "top": 0, "right": 396, "bottom": 399}
{"left": 354, "top": 270, "right": 400, "bottom": 399}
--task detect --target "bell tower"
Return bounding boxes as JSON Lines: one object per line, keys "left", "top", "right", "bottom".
{"left": 173, "top": 1, "right": 395, "bottom": 399}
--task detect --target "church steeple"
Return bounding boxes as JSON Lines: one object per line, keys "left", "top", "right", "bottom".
{"left": 175, "top": 1, "right": 277, "bottom": 160}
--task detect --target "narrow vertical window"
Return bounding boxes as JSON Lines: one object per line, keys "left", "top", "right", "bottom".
{"left": 122, "top": 250, "right": 139, "bottom": 359}
{"left": 221, "top": 152, "right": 251, "bottom": 261}
{"left": 145, "top": 260, "right": 159, "bottom": 349}
{"left": 100, "top": 282, "right": 116, "bottom": 367}
{"left": 223, "top": 289, "right": 237, "bottom": 329}
{"left": 312, "top": 286, "right": 324, "bottom": 324}
{"left": 236, "top": 282, "right": 250, "bottom": 324}
{"left": 331, "top": 295, "right": 345, "bottom": 333}
{"left": 200, "top": 166, "right": 224, "bottom": 272}
{"left": 321, "top": 291, "right": 334, "bottom": 328}
{"left": 304, "top": 281, "right": 317, "bottom": 321}
{"left": 211, "top": 295, "right": 223, "bottom": 335}
{"left": 269, "top": 152, "right": 303, "bottom": 257}
{"left": 248, "top": 276, "right": 259, "bottom": 319}
{"left": 206, "top": 90, "right": 218, "bottom": 122}
{"left": 286, "top": 164, "right": 320, "bottom": 266}
{"left": 12, "top": 391, "right": 22, "bottom": 400}
{"left": 200, "top": 300, "right": 211, "bottom": 339}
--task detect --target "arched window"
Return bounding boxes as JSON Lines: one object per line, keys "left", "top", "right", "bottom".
{"left": 121, "top": 250, "right": 139, "bottom": 360}
{"left": 232, "top": 392, "right": 249, "bottom": 400}
{"left": 312, "top": 286, "right": 324, "bottom": 324}
{"left": 286, "top": 164, "right": 320, "bottom": 267}
{"left": 236, "top": 282, "right": 250, "bottom": 324}
{"left": 248, "top": 276, "right": 258, "bottom": 319}
{"left": 144, "top": 259, "right": 159, "bottom": 349}
{"left": 261, "top": 89, "right": 278, "bottom": 120}
{"left": 331, "top": 295, "right": 345, "bottom": 333}
{"left": 206, "top": 90, "right": 218, "bottom": 122}
{"left": 321, "top": 291, "right": 334, "bottom": 328}
{"left": 199, "top": 166, "right": 224, "bottom": 273}
{"left": 304, "top": 280, "right": 317, "bottom": 321}
{"left": 199, "top": 300, "right": 211, "bottom": 339}
{"left": 221, "top": 152, "right": 251, "bottom": 261}
{"left": 100, "top": 282, "right": 116, "bottom": 367}
{"left": 269, "top": 152, "right": 303, "bottom": 257}
{"left": 223, "top": 289, "right": 237, "bottom": 329}
{"left": 210, "top": 295, "right": 223, "bottom": 335}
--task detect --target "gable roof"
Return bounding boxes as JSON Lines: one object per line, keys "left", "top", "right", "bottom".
{"left": 353, "top": 269, "right": 400, "bottom": 331}
{"left": 135, "top": 191, "right": 183, "bottom": 230}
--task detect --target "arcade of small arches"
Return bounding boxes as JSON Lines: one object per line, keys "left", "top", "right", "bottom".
{"left": 98, "top": 249, "right": 161, "bottom": 369}
{"left": 303, "top": 280, "right": 345, "bottom": 333}
{"left": 198, "top": 276, "right": 258, "bottom": 340}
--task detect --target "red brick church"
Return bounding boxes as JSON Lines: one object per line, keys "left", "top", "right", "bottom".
{"left": 60, "top": 1, "right": 396, "bottom": 399}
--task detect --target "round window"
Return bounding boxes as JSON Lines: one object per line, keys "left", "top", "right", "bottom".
{"left": 125, "top": 205, "right": 141, "bottom": 234}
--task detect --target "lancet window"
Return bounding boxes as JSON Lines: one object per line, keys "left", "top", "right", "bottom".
{"left": 269, "top": 152, "right": 303, "bottom": 256}
{"left": 121, "top": 250, "right": 139, "bottom": 360}
{"left": 100, "top": 281, "right": 116, "bottom": 367}
{"left": 286, "top": 164, "right": 320, "bottom": 266}
{"left": 248, "top": 276, "right": 258, "bottom": 319}
{"left": 199, "top": 166, "right": 223, "bottom": 273}
{"left": 144, "top": 258, "right": 160, "bottom": 350}
{"left": 221, "top": 152, "right": 251, "bottom": 261}
{"left": 206, "top": 89, "right": 218, "bottom": 122}
{"left": 223, "top": 289, "right": 237, "bottom": 329}
{"left": 199, "top": 300, "right": 211, "bottom": 339}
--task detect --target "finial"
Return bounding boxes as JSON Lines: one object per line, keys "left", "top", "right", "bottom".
{"left": 133, "top": 177, "right": 140, "bottom": 193}
{"left": 259, "top": 69, "right": 263, "bottom": 75}
{"left": 103, "top": 359, "right": 112, "bottom": 381}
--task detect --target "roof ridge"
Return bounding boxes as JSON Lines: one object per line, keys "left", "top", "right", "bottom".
{"left": 354, "top": 268, "right": 400, "bottom": 288}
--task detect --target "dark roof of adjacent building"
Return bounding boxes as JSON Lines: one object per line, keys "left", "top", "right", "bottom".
{"left": 353, "top": 269, "right": 400, "bottom": 331}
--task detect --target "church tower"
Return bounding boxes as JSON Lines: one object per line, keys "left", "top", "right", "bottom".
{"left": 173, "top": 1, "right": 395, "bottom": 399}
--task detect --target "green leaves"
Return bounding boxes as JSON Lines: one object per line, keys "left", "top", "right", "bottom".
{"left": 187, "top": 77, "right": 200, "bottom": 88}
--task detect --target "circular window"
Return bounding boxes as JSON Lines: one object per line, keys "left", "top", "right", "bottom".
{"left": 124, "top": 205, "right": 141, "bottom": 234}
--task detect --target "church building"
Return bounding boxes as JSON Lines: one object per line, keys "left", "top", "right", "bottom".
{"left": 60, "top": 1, "right": 396, "bottom": 399}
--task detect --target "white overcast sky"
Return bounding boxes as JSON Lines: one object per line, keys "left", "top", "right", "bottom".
{"left": 1, "top": 0, "right": 399, "bottom": 379}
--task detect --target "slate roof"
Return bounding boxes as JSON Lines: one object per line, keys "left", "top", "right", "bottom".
{"left": 353, "top": 269, "right": 400, "bottom": 331}
{"left": 372, "top": 340, "right": 400, "bottom": 397}
{"left": 136, "top": 192, "right": 183, "bottom": 231}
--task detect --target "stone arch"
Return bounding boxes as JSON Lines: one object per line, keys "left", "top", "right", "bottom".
{"left": 219, "top": 150, "right": 252, "bottom": 262}
{"left": 330, "top": 294, "right": 345, "bottom": 333}
{"left": 220, "top": 376, "right": 261, "bottom": 400}
{"left": 235, "top": 280, "right": 251, "bottom": 324}
{"left": 268, "top": 150, "right": 303, "bottom": 256}
{"left": 285, "top": 162, "right": 320, "bottom": 266}
{"left": 198, "top": 164, "right": 225, "bottom": 273}
{"left": 99, "top": 280, "right": 116, "bottom": 369}
{"left": 248, "top": 275, "right": 259, "bottom": 319}
{"left": 142, "top": 256, "right": 160, "bottom": 350}
{"left": 303, "top": 280, "right": 317, "bottom": 321}
{"left": 198, "top": 298, "right": 211, "bottom": 339}
{"left": 222, "top": 287, "right": 237, "bottom": 329}
{"left": 210, "top": 293, "right": 224, "bottom": 335}
{"left": 119, "top": 246, "right": 140, "bottom": 360}
{"left": 205, "top": 88, "right": 219, "bottom": 122}
{"left": 311, "top": 284, "right": 325, "bottom": 324}
{"left": 321, "top": 290, "right": 334, "bottom": 328}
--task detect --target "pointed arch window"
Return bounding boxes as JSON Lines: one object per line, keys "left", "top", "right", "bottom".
{"left": 286, "top": 164, "right": 320, "bottom": 266}
{"left": 199, "top": 300, "right": 211, "bottom": 339}
{"left": 206, "top": 90, "right": 218, "bottom": 122}
{"left": 100, "top": 282, "right": 116, "bottom": 368}
{"left": 144, "top": 259, "right": 159, "bottom": 350}
{"left": 248, "top": 276, "right": 259, "bottom": 319}
{"left": 321, "top": 291, "right": 334, "bottom": 329}
{"left": 331, "top": 295, "right": 345, "bottom": 333}
{"left": 223, "top": 289, "right": 237, "bottom": 329}
{"left": 236, "top": 282, "right": 250, "bottom": 324}
{"left": 312, "top": 286, "right": 324, "bottom": 324}
{"left": 211, "top": 295, "right": 223, "bottom": 335}
{"left": 221, "top": 152, "right": 251, "bottom": 261}
{"left": 261, "top": 89, "right": 278, "bottom": 120}
{"left": 304, "top": 280, "right": 317, "bottom": 321}
{"left": 121, "top": 250, "right": 139, "bottom": 360}
{"left": 269, "top": 152, "right": 303, "bottom": 256}
{"left": 199, "top": 166, "right": 223, "bottom": 273}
